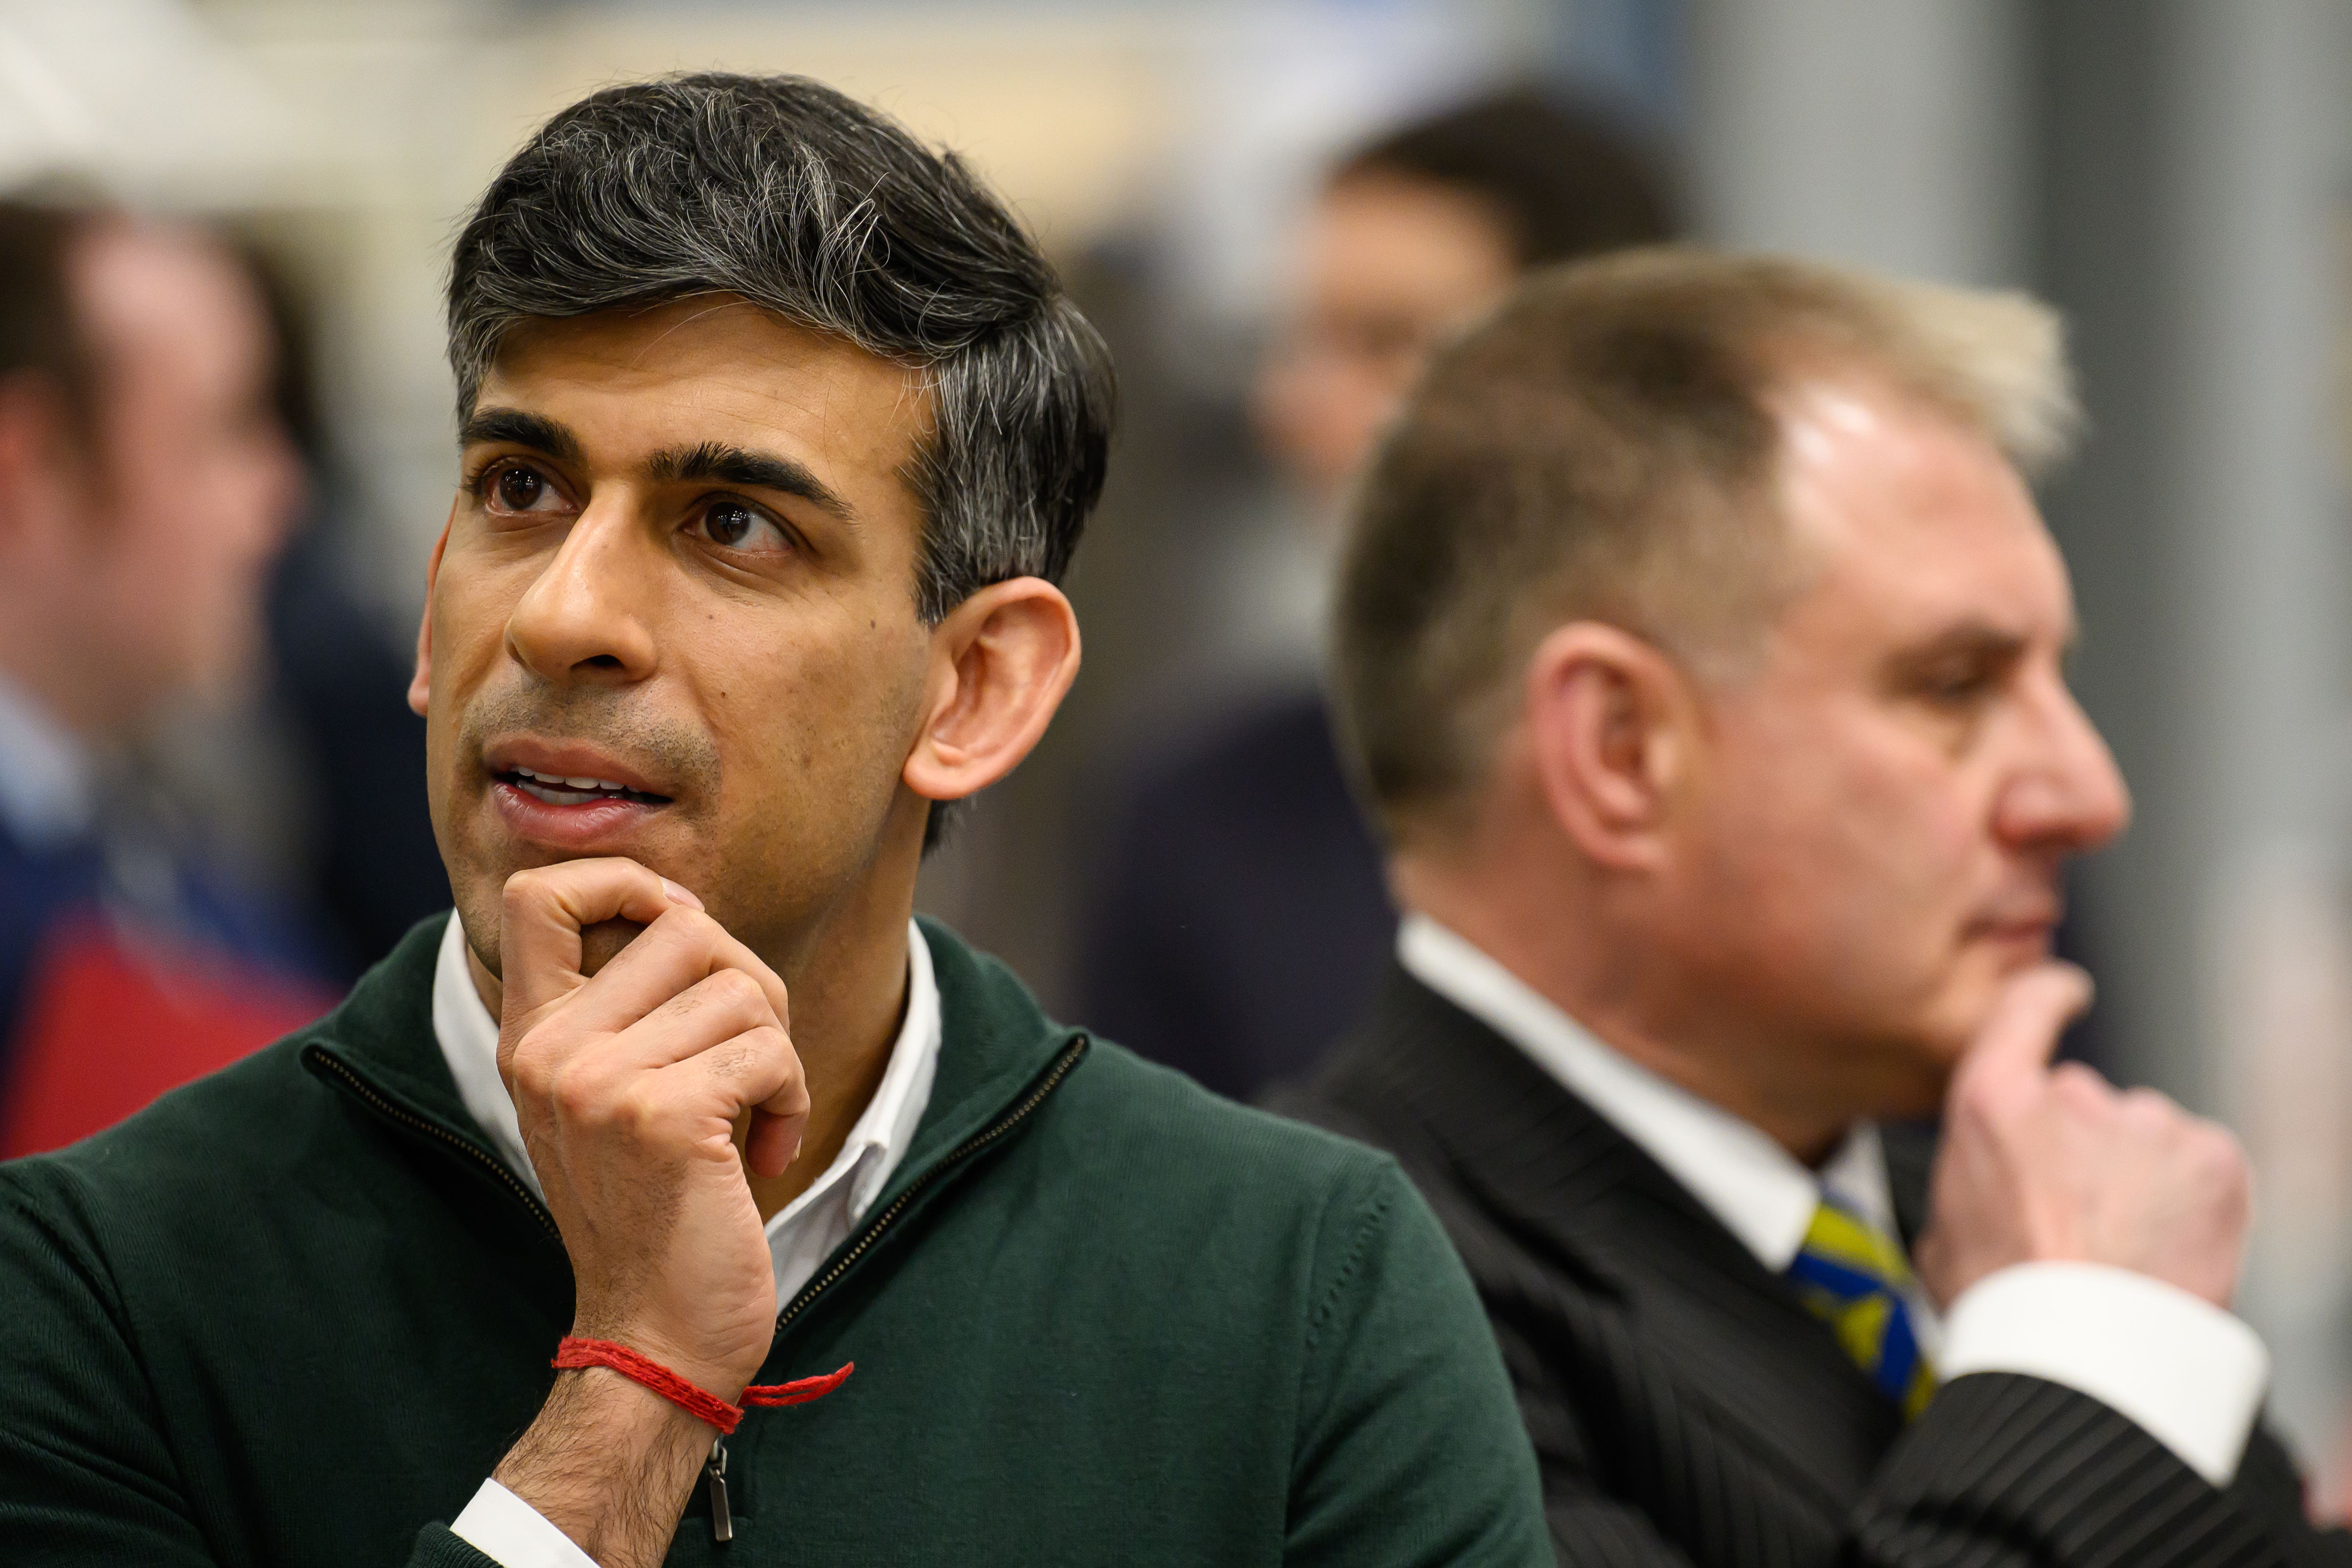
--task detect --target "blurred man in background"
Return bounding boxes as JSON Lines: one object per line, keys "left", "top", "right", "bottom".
{"left": 0, "top": 198, "right": 328, "bottom": 1155}
{"left": 1077, "top": 88, "right": 1674, "bottom": 1100}
{"left": 256, "top": 265, "right": 451, "bottom": 971}
{"left": 1273, "top": 249, "right": 2343, "bottom": 1566}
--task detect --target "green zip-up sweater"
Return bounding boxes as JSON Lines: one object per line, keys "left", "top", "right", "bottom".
{"left": 0, "top": 915, "right": 1547, "bottom": 1566}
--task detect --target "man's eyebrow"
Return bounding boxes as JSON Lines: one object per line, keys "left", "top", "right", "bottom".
{"left": 1887, "top": 621, "right": 2032, "bottom": 672}
{"left": 458, "top": 407, "right": 582, "bottom": 462}
{"left": 647, "top": 441, "right": 855, "bottom": 523}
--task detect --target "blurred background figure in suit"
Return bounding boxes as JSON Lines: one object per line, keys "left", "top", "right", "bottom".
{"left": 0, "top": 199, "right": 333, "bottom": 1155}
{"left": 1274, "top": 249, "right": 2334, "bottom": 1566}
{"left": 1075, "top": 88, "right": 1675, "bottom": 1100}
{"left": 250, "top": 266, "right": 450, "bottom": 978}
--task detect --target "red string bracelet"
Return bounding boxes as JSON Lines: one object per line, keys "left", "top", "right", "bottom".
{"left": 552, "top": 1337, "right": 854, "bottom": 1435}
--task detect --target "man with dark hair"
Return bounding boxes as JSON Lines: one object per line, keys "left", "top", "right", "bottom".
{"left": 0, "top": 198, "right": 328, "bottom": 1155}
{"left": 1077, "top": 87, "right": 1674, "bottom": 1100}
{"left": 0, "top": 76, "right": 1548, "bottom": 1567}
{"left": 1275, "top": 248, "right": 2344, "bottom": 1567}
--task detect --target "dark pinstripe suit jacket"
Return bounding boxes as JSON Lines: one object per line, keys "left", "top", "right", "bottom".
{"left": 1267, "top": 966, "right": 2346, "bottom": 1568}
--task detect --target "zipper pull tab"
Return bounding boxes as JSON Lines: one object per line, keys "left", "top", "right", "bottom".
{"left": 705, "top": 1435, "right": 733, "bottom": 1544}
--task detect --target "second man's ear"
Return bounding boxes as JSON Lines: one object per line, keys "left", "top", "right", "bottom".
{"left": 1521, "top": 620, "right": 1698, "bottom": 873}
{"left": 900, "top": 577, "right": 1082, "bottom": 808}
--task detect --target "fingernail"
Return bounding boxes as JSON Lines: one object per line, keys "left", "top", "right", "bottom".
{"left": 660, "top": 878, "right": 705, "bottom": 910}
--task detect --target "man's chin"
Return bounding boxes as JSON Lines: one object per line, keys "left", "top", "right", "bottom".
{"left": 1877, "top": 1066, "right": 1956, "bottom": 1124}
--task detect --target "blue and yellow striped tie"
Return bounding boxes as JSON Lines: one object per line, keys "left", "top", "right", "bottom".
{"left": 1786, "top": 1195, "right": 1936, "bottom": 1419}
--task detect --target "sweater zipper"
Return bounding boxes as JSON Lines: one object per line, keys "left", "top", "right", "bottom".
{"left": 697, "top": 1033, "right": 1089, "bottom": 1542}
{"left": 304, "top": 1047, "right": 560, "bottom": 1240}
{"left": 315, "top": 1035, "right": 1086, "bottom": 1544}
{"left": 772, "top": 1033, "right": 1088, "bottom": 1333}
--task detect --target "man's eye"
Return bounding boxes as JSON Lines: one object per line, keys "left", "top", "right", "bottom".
{"left": 695, "top": 499, "right": 788, "bottom": 553}
{"left": 1923, "top": 670, "right": 1995, "bottom": 706}
{"left": 483, "top": 463, "right": 565, "bottom": 515}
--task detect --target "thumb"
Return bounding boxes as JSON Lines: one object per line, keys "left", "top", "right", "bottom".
{"left": 1950, "top": 961, "right": 2094, "bottom": 1110}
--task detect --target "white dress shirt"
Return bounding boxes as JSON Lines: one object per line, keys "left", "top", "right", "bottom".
{"left": 0, "top": 675, "right": 95, "bottom": 851}
{"left": 1398, "top": 912, "right": 2269, "bottom": 1488}
{"left": 434, "top": 912, "right": 942, "bottom": 1568}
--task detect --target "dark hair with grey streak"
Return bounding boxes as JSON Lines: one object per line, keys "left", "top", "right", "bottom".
{"left": 446, "top": 72, "right": 1115, "bottom": 847}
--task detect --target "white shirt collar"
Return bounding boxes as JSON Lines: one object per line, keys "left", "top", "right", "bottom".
{"left": 1395, "top": 913, "right": 1898, "bottom": 1270}
{"left": 0, "top": 675, "right": 94, "bottom": 849}
{"left": 429, "top": 911, "right": 942, "bottom": 1237}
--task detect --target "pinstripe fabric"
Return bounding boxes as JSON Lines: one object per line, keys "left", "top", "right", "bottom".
{"left": 1266, "top": 966, "right": 2344, "bottom": 1568}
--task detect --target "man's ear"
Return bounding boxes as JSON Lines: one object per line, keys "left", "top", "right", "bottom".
{"left": 902, "top": 577, "right": 1081, "bottom": 807}
{"left": 407, "top": 510, "right": 453, "bottom": 718}
{"left": 1522, "top": 621, "right": 1701, "bottom": 872}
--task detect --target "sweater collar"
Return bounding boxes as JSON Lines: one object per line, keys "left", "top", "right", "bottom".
{"left": 303, "top": 910, "right": 1080, "bottom": 1213}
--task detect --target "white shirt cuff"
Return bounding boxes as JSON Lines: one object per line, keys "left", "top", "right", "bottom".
{"left": 449, "top": 1479, "right": 599, "bottom": 1568}
{"left": 1941, "top": 1261, "right": 2269, "bottom": 1487}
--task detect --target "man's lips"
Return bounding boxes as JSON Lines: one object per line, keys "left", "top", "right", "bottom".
{"left": 503, "top": 766, "right": 668, "bottom": 807}
{"left": 480, "top": 737, "right": 679, "bottom": 849}
{"left": 482, "top": 738, "right": 675, "bottom": 804}
{"left": 488, "top": 777, "right": 670, "bottom": 853}
{"left": 1965, "top": 905, "right": 2062, "bottom": 946}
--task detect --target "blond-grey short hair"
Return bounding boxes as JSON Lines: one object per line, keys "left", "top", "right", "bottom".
{"left": 1332, "top": 246, "right": 2078, "bottom": 846}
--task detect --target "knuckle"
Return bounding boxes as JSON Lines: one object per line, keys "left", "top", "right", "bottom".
{"left": 1948, "top": 1073, "right": 2001, "bottom": 1122}
{"left": 778, "top": 1073, "right": 812, "bottom": 1118}
{"left": 509, "top": 1031, "right": 559, "bottom": 1093}
{"left": 2197, "top": 1123, "right": 2248, "bottom": 1173}
{"left": 712, "top": 967, "right": 764, "bottom": 1008}
{"left": 662, "top": 906, "right": 720, "bottom": 945}
{"left": 2050, "top": 1064, "right": 2110, "bottom": 1111}
{"left": 612, "top": 1081, "right": 666, "bottom": 1139}
{"left": 551, "top": 1070, "right": 600, "bottom": 1122}
{"left": 549, "top": 1050, "right": 611, "bottom": 1101}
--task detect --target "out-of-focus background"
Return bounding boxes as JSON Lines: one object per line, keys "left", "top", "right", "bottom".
{"left": 2, "top": 0, "right": 2349, "bottom": 1495}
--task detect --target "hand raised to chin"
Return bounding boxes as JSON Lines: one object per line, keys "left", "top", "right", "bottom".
{"left": 1913, "top": 962, "right": 2251, "bottom": 1312}
{"left": 489, "top": 856, "right": 808, "bottom": 1567}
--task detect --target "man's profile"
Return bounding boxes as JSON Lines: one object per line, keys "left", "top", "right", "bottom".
{"left": 0, "top": 75, "right": 1549, "bottom": 1568}
{"left": 1274, "top": 249, "right": 2343, "bottom": 1568}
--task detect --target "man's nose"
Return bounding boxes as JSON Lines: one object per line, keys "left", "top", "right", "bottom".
{"left": 504, "top": 504, "right": 659, "bottom": 684}
{"left": 1996, "top": 676, "right": 2133, "bottom": 854}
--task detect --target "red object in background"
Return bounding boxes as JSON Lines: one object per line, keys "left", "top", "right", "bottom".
{"left": 0, "top": 919, "right": 337, "bottom": 1158}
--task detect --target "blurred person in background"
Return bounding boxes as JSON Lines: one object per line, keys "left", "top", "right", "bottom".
{"left": 254, "top": 264, "right": 452, "bottom": 971}
{"left": 0, "top": 198, "right": 331, "bottom": 1157}
{"left": 1077, "top": 88, "right": 1674, "bottom": 1100}
{"left": 1272, "top": 250, "right": 2342, "bottom": 1566}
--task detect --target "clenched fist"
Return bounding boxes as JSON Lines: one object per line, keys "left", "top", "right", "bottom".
{"left": 1913, "top": 963, "right": 2251, "bottom": 1311}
